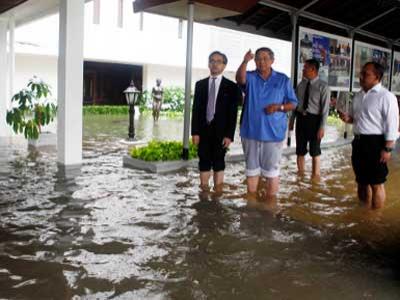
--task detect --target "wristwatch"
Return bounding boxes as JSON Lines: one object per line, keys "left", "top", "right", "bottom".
{"left": 383, "top": 146, "right": 393, "bottom": 153}
{"left": 280, "top": 104, "right": 285, "bottom": 112}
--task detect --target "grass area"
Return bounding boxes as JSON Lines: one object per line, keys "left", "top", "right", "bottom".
{"left": 327, "top": 114, "right": 343, "bottom": 126}
{"left": 140, "top": 108, "right": 183, "bottom": 119}
{"left": 130, "top": 140, "right": 197, "bottom": 161}
{"left": 83, "top": 105, "right": 129, "bottom": 115}
{"left": 83, "top": 105, "right": 343, "bottom": 128}
{"left": 83, "top": 105, "right": 184, "bottom": 118}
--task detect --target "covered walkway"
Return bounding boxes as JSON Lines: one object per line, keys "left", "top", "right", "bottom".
{"left": 0, "top": 0, "right": 399, "bottom": 164}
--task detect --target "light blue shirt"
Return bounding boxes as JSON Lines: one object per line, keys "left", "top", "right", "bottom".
{"left": 240, "top": 70, "right": 298, "bottom": 142}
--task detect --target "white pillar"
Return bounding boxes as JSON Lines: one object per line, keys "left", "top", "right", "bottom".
{"left": 142, "top": 64, "right": 148, "bottom": 91}
{"left": 57, "top": 0, "right": 84, "bottom": 165}
{"left": 182, "top": 2, "right": 194, "bottom": 160}
{"left": 0, "top": 18, "right": 8, "bottom": 137}
{"left": 8, "top": 15, "right": 15, "bottom": 100}
{"left": 290, "top": 13, "right": 298, "bottom": 86}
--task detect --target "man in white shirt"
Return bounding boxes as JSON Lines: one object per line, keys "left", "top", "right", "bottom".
{"left": 340, "top": 62, "right": 399, "bottom": 209}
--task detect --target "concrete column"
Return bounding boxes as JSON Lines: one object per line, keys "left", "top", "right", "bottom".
{"left": 57, "top": 0, "right": 85, "bottom": 165}
{"left": 8, "top": 15, "right": 15, "bottom": 100}
{"left": 345, "top": 31, "right": 356, "bottom": 139}
{"left": 290, "top": 13, "right": 298, "bottom": 87}
{"left": 141, "top": 64, "right": 147, "bottom": 91}
{"left": 0, "top": 18, "right": 8, "bottom": 137}
{"left": 182, "top": 2, "right": 194, "bottom": 160}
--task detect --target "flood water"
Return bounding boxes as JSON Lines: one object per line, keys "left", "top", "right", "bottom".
{"left": 1, "top": 114, "right": 400, "bottom": 299}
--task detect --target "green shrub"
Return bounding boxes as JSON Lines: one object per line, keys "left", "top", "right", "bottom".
{"left": 84, "top": 87, "right": 192, "bottom": 114}
{"left": 140, "top": 87, "right": 192, "bottom": 113}
{"left": 137, "top": 90, "right": 150, "bottom": 108}
{"left": 6, "top": 76, "right": 57, "bottom": 140}
{"left": 327, "top": 114, "right": 342, "bottom": 126}
{"left": 163, "top": 87, "right": 188, "bottom": 112}
{"left": 83, "top": 105, "right": 129, "bottom": 115}
{"left": 130, "top": 140, "right": 197, "bottom": 161}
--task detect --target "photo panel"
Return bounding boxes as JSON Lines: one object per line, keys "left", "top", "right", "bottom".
{"left": 391, "top": 51, "right": 400, "bottom": 95}
{"left": 352, "top": 41, "right": 391, "bottom": 91}
{"left": 298, "top": 27, "right": 352, "bottom": 91}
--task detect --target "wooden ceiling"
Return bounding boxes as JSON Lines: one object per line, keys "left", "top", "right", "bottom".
{"left": 0, "top": 0, "right": 28, "bottom": 14}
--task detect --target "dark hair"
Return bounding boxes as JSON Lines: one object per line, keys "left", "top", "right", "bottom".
{"left": 305, "top": 58, "right": 320, "bottom": 71}
{"left": 255, "top": 47, "right": 275, "bottom": 60}
{"left": 209, "top": 51, "right": 228, "bottom": 65}
{"left": 363, "top": 61, "right": 384, "bottom": 81}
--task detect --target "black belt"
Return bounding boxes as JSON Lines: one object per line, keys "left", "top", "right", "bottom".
{"left": 353, "top": 134, "right": 384, "bottom": 140}
{"left": 296, "top": 110, "right": 319, "bottom": 117}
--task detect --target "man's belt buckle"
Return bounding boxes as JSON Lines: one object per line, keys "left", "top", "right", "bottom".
{"left": 302, "top": 111, "right": 307, "bottom": 116}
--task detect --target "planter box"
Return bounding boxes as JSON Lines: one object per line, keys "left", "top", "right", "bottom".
{"left": 123, "top": 155, "right": 197, "bottom": 173}
{"left": 28, "top": 132, "right": 57, "bottom": 148}
{"left": 123, "top": 138, "right": 351, "bottom": 174}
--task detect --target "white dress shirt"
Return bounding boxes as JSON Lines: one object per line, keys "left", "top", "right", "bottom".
{"left": 350, "top": 83, "right": 399, "bottom": 141}
{"left": 208, "top": 74, "right": 223, "bottom": 112}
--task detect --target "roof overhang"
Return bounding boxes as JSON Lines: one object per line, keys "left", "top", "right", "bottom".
{"left": 133, "top": 0, "right": 258, "bottom": 21}
{"left": 0, "top": 0, "right": 91, "bottom": 27}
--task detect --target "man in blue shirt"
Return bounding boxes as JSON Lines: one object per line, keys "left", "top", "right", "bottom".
{"left": 236, "top": 48, "right": 298, "bottom": 201}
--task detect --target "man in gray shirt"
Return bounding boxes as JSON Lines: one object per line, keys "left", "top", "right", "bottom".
{"left": 289, "top": 58, "right": 330, "bottom": 179}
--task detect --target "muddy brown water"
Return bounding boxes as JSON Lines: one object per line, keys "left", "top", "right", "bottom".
{"left": 0, "top": 115, "right": 399, "bottom": 299}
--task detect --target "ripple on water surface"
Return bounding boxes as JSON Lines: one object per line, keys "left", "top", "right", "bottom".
{"left": 1, "top": 119, "right": 400, "bottom": 299}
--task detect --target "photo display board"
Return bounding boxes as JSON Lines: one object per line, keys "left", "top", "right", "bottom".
{"left": 298, "top": 27, "right": 352, "bottom": 91}
{"left": 352, "top": 41, "right": 391, "bottom": 91}
{"left": 391, "top": 51, "right": 400, "bottom": 95}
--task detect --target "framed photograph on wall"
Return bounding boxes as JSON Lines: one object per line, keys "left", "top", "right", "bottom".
{"left": 298, "top": 27, "right": 352, "bottom": 91}
{"left": 391, "top": 51, "right": 400, "bottom": 95}
{"left": 352, "top": 41, "right": 391, "bottom": 91}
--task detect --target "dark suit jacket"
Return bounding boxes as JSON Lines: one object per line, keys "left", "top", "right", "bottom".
{"left": 191, "top": 76, "right": 241, "bottom": 141}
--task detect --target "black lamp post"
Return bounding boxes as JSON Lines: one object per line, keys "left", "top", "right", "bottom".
{"left": 124, "top": 81, "right": 140, "bottom": 140}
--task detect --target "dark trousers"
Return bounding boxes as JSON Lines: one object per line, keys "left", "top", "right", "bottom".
{"left": 198, "top": 121, "right": 226, "bottom": 172}
{"left": 295, "top": 112, "right": 322, "bottom": 157}
{"left": 351, "top": 134, "right": 388, "bottom": 185}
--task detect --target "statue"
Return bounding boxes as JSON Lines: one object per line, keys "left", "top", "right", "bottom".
{"left": 151, "top": 78, "right": 163, "bottom": 121}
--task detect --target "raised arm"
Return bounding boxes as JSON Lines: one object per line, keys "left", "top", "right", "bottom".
{"left": 236, "top": 50, "right": 254, "bottom": 85}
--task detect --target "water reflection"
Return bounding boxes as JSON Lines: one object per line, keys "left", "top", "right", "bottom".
{"left": 0, "top": 115, "right": 400, "bottom": 298}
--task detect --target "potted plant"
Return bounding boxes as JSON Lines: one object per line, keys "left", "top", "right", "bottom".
{"left": 6, "top": 76, "right": 57, "bottom": 145}
{"left": 124, "top": 140, "right": 198, "bottom": 173}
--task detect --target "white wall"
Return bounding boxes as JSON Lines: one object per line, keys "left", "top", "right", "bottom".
{"left": 14, "top": 54, "right": 58, "bottom": 133}
{"left": 144, "top": 64, "right": 235, "bottom": 91}
{"left": 14, "top": 52, "right": 233, "bottom": 94}
{"left": 14, "top": 0, "right": 292, "bottom": 88}
{"left": 15, "top": 54, "right": 58, "bottom": 96}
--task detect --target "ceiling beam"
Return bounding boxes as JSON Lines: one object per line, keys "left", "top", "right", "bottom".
{"left": 353, "top": 7, "right": 397, "bottom": 31}
{"left": 297, "top": 0, "right": 320, "bottom": 13}
{"left": 256, "top": 11, "right": 285, "bottom": 30}
{"left": 258, "top": 0, "right": 398, "bottom": 46}
{"left": 238, "top": 5, "right": 261, "bottom": 25}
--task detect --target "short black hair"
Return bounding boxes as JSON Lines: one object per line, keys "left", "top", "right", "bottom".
{"left": 363, "top": 61, "right": 384, "bottom": 81}
{"left": 305, "top": 58, "right": 320, "bottom": 71}
{"left": 209, "top": 51, "right": 228, "bottom": 65}
{"left": 255, "top": 47, "right": 275, "bottom": 60}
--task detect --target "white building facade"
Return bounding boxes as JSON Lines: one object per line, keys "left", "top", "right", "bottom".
{"left": 14, "top": 0, "right": 291, "bottom": 97}
{"left": 1, "top": 0, "right": 292, "bottom": 166}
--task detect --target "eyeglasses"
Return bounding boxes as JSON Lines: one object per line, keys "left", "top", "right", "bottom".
{"left": 209, "top": 60, "right": 224, "bottom": 65}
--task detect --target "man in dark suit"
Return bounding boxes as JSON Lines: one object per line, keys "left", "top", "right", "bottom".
{"left": 191, "top": 51, "right": 241, "bottom": 192}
